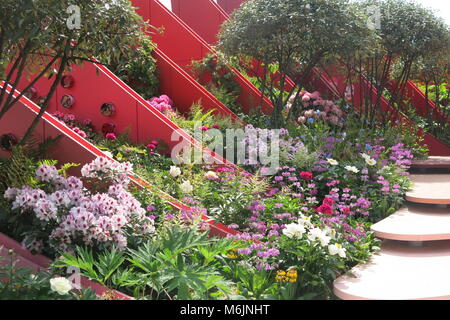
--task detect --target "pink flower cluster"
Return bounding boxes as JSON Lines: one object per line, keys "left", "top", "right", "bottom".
{"left": 52, "top": 112, "right": 91, "bottom": 139}
{"left": 148, "top": 95, "right": 174, "bottom": 116}
{"left": 5, "top": 158, "right": 155, "bottom": 252}
{"left": 296, "top": 91, "right": 344, "bottom": 127}
{"left": 80, "top": 156, "right": 133, "bottom": 186}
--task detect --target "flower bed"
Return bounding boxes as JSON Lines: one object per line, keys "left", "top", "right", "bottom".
{"left": 0, "top": 85, "right": 427, "bottom": 300}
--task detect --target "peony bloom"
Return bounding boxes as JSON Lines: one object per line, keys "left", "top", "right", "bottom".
{"left": 328, "top": 243, "right": 346, "bottom": 258}
{"left": 282, "top": 223, "right": 306, "bottom": 239}
{"left": 300, "top": 171, "right": 313, "bottom": 180}
{"left": 169, "top": 166, "right": 182, "bottom": 178}
{"left": 322, "top": 197, "right": 334, "bottom": 206}
{"left": 50, "top": 277, "right": 72, "bottom": 295}
{"left": 317, "top": 203, "right": 333, "bottom": 215}
{"left": 180, "top": 180, "right": 193, "bottom": 193}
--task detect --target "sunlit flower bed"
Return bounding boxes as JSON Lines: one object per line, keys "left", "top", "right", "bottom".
{"left": 0, "top": 89, "right": 424, "bottom": 300}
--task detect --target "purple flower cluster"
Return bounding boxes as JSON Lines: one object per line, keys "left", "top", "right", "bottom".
{"left": 389, "top": 143, "right": 413, "bottom": 172}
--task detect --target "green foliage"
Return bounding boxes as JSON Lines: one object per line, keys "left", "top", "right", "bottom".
{"left": 0, "top": 248, "right": 98, "bottom": 300}
{"left": 0, "top": 0, "right": 154, "bottom": 144}
{"left": 218, "top": 0, "right": 375, "bottom": 127}
{"left": 191, "top": 53, "right": 243, "bottom": 114}
{"left": 56, "top": 225, "right": 241, "bottom": 300}
{"left": 112, "top": 39, "right": 160, "bottom": 100}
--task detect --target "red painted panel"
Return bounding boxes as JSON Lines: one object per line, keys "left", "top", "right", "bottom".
{"left": 132, "top": 0, "right": 274, "bottom": 114}
{"left": 154, "top": 48, "right": 240, "bottom": 120}
{"left": 171, "top": 0, "right": 227, "bottom": 44}
{"left": 15, "top": 61, "right": 235, "bottom": 167}
{"left": 387, "top": 80, "right": 450, "bottom": 124}
{"left": 308, "top": 68, "right": 450, "bottom": 156}
{"left": 217, "top": 0, "right": 244, "bottom": 15}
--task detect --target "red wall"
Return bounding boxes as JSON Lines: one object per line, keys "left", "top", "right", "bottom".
{"left": 217, "top": 0, "right": 244, "bottom": 14}
{"left": 131, "top": 0, "right": 274, "bottom": 114}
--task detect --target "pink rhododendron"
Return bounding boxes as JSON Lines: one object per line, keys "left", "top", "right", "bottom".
{"left": 5, "top": 157, "right": 156, "bottom": 253}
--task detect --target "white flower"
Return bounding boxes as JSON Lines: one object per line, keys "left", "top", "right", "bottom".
{"left": 205, "top": 171, "right": 219, "bottom": 180}
{"left": 326, "top": 158, "right": 339, "bottom": 166}
{"left": 298, "top": 214, "right": 313, "bottom": 228}
{"left": 365, "top": 158, "right": 377, "bottom": 166}
{"left": 360, "top": 153, "right": 371, "bottom": 160}
{"left": 4, "top": 188, "right": 18, "bottom": 200}
{"left": 328, "top": 243, "right": 346, "bottom": 258}
{"left": 180, "top": 180, "right": 193, "bottom": 193}
{"left": 169, "top": 166, "right": 182, "bottom": 178}
{"left": 50, "top": 277, "right": 72, "bottom": 295}
{"left": 325, "top": 227, "right": 336, "bottom": 239}
{"left": 307, "top": 227, "right": 324, "bottom": 242}
{"left": 283, "top": 223, "right": 306, "bottom": 239}
{"left": 317, "top": 234, "right": 331, "bottom": 247}
{"left": 345, "top": 166, "right": 359, "bottom": 173}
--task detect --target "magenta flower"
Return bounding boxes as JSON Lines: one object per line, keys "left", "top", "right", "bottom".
{"left": 105, "top": 133, "right": 117, "bottom": 140}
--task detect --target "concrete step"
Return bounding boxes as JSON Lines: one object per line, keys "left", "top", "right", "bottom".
{"left": 412, "top": 157, "right": 450, "bottom": 169}
{"left": 334, "top": 240, "right": 450, "bottom": 300}
{"left": 371, "top": 205, "right": 450, "bottom": 241}
{"left": 406, "top": 174, "right": 450, "bottom": 205}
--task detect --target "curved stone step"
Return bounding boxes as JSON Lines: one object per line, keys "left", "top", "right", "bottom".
{"left": 371, "top": 206, "right": 450, "bottom": 241}
{"left": 334, "top": 240, "right": 450, "bottom": 300}
{"left": 412, "top": 157, "right": 450, "bottom": 169}
{"left": 406, "top": 174, "right": 450, "bottom": 204}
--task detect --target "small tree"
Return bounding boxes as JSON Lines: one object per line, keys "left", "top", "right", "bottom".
{"left": 344, "top": 0, "right": 450, "bottom": 125}
{"left": 0, "top": 0, "right": 150, "bottom": 144}
{"left": 218, "top": 0, "right": 374, "bottom": 128}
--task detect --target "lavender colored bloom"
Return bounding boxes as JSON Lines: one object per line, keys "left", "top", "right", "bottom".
{"left": 238, "top": 248, "right": 252, "bottom": 255}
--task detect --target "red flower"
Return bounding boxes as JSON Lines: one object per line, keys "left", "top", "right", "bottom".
{"left": 317, "top": 203, "right": 333, "bottom": 215}
{"left": 300, "top": 171, "right": 313, "bottom": 180}
{"left": 105, "top": 133, "right": 117, "bottom": 140}
{"left": 323, "top": 197, "right": 334, "bottom": 206}
{"left": 342, "top": 207, "right": 351, "bottom": 215}
{"left": 147, "top": 144, "right": 157, "bottom": 150}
